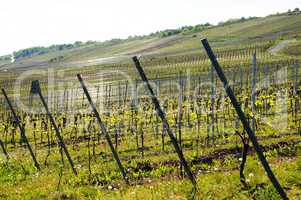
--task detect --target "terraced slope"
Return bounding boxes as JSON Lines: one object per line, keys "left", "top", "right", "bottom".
{"left": 1, "top": 14, "right": 301, "bottom": 71}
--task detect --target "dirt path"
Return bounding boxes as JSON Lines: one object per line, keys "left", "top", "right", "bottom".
{"left": 269, "top": 40, "right": 290, "bottom": 55}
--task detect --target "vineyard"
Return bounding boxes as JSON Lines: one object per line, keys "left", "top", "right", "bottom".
{"left": 0, "top": 37, "right": 301, "bottom": 199}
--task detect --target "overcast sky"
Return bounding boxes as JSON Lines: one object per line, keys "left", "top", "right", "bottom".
{"left": 0, "top": 0, "right": 300, "bottom": 55}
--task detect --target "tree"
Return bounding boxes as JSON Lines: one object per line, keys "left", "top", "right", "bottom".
{"left": 74, "top": 41, "right": 83, "bottom": 47}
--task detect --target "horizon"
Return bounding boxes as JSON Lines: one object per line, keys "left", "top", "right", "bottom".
{"left": 0, "top": 0, "right": 300, "bottom": 56}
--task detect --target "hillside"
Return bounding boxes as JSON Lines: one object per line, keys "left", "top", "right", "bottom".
{"left": 1, "top": 13, "right": 301, "bottom": 72}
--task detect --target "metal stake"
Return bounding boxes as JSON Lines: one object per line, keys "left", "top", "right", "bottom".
{"left": 132, "top": 56, "right": 197, "bottom": 187}
{"left": 77, "top": 74, "right": 128, "bottom": 184}
{"left": 0, "top": 138, "right": 9, "bottom": 160}
{"left": 31, "top": 80, "right": 77, "bottom": 176}
{"left": 251, "top": 53, "right": 257, "bottom": 133}
{"left": 2, "top": 88, "right": 40, "bottom": 170}
{"left": 201, "top": 38, "right": 288, "bottom": 200}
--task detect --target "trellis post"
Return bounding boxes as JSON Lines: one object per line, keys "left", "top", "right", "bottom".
{"left": 201, "top": 38, "right": 288, "bottom": 200}
{"left": 31, "top": 80, "right": 77, "bottom": 176}
{"left": 251, "top": 52, "right": 257, "bottom": 133}
{"left": 77, "top": 74, "right": 129, "bottom": 184}
{"left": 2, "top": 88, "right": 40, "bottom": 170}
{"left": 132, "top": 56, "right": 197, "bottom": 187}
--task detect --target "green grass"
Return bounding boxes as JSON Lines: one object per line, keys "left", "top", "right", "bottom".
{"left": 0, "top": 141, "right": 300, "bottom": 200}
{"left": 280, "top": 39, "right": 301, "bottom": 58}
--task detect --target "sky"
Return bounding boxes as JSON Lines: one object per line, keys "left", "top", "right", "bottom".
{"left": 0, "top": 0, "right": 300, "bottom": 55}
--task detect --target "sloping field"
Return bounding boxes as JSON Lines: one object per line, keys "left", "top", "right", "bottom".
{"left": 1, "top": 14, "right": 301, "bottom": 72}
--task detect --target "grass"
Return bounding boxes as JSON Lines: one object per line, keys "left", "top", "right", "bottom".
{"left": 0, "top": 142, "right": 300, "bottom": 199}
{"left": 0, "top": 107, "right": 299, "bottom": 200}
{"left": 280, "top": 39, "right": 301, "bottom": 58}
